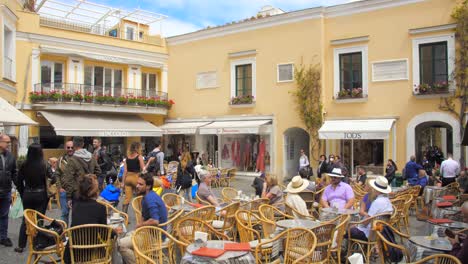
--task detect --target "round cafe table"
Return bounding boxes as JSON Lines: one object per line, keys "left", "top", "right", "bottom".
{"left": 276, "top": 219, "right": 320, "bottom": 229}
{"left": 432, "top": 220, "right": 468, "bottom": 230}
{"left": 424, "top": 186, "right": 445, "bottom": 205}
{"left": 181, "top": 240, "right": 255, "bottom": 264}
{"left": 320, "top": 207, "right": 360, "bottom": 221}
{"left": 409, "top": 236, "right": 452, "bottom": 252}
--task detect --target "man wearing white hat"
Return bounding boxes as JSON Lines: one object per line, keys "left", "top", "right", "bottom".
{"left": 285, "top": 176, "right": 310, "bottom": 218}
{"left": 320, "top": 168, "right": 355, "bottom": 210}
{"left": 349, "top": 176, "right": 393, "bottom": 241}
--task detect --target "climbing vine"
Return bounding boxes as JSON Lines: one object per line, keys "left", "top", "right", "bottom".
{"left": 439, "top": 0, "right": 468, "bottom": 167}
{"left": 291, "top": 63, "right": 323, "bottom": 160}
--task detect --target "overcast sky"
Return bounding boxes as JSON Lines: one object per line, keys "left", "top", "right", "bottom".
{"left": 89, "top": 0, "right": 360, "bottom": 37}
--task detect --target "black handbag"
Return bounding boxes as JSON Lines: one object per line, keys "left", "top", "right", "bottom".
{"left": 33, "top": 219, "right": 64, "bottom": 250}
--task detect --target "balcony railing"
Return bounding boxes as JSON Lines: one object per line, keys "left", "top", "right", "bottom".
{"left": 3, "top": 56, "right": 13, "bottom": 80}
{"left": 39, "top": 16, "right": 162, "bottom": 46}
{"left": 31, "top": 83, "right": 172, "bottom": 108}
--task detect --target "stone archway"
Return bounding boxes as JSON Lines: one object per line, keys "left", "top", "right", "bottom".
{"left": 406, "top": 112, "right": 460, "bottom": 162}
{"left": 283, "top": 127, "right": 310, "bottom": 179}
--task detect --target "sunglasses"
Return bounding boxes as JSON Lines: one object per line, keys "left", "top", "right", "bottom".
{"left": 66, "top": 147, "right": 73, "bottom": 149}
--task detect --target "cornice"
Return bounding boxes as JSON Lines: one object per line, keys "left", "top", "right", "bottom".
{"left": 0, "top": 4, "right": 19, "bottom": 22}
{"left": 325, "top": 0, "right": 424, "bottom": 18}
{"left": 16, "top": 31, "right": 169, "bottom": 62}
{"left": 330, "top": 36, "right": 369, "bottom": 46}
{"left": 0, "top": 81, "right": 16, "bottom": 93}
{"left": 409, "top": 23, "right": 457, "bottom": 35}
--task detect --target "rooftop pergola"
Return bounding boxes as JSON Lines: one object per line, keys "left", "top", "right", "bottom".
{"left": 35, "top": 0, "right": 167, "bottom": 30}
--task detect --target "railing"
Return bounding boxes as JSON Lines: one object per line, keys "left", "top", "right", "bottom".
{"left": 3, "top": 56, "right": 13, "bottom": 80}
{"left": 39, "top": 16, "right": 163, "bottom": 46}
{"left": 31, "top": 83, "right": 171, "bottom": 108}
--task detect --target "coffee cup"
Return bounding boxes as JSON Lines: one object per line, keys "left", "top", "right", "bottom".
{"left": 112, "top": 212, "right": 120, "bottom": 219}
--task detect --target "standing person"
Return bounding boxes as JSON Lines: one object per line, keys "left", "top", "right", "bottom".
{"left": 14, "top": 144, "right": 50, "bottom": 253}
{"left": 0, "top": 134, "right": 16, "bottom": 247}
{"left": 144, "top": 142, "right": 165, "bottom": 176}
{"left": 93, "top": 138, "right": 112, "bottom": 190}
{"left": 176, "top": 152, "right": 195, "bottom": 202}
{"left": 320, "top": 168, "right": 355, "bottom": 210}
{"left": 385, "top": 159, "right": 397, "bottom": 186}
{"left": 63, "top": 136, "right": 101, "bottom": 207}
{"left": 317, "top": 155, "right": 328, "bottom": 179}
{"left": 299, "top": 149, "right": 310, "bottom": 176}
{"left": 252, "top": 172, "right": 266, "bottom": 197}
{"left": 421, "top": 155, "right": 433, "bottom": 177}
{"left": 56, "top": 140, "right": 74, "bottom": 225}
{"left": 121, "top": 142, "right": 145, "bottom": 214}
{"left": 440, "top": 153, "right": 460, "bottom": 187}
{"left": 404, "top": 155, "right": 422, "bottom": 186}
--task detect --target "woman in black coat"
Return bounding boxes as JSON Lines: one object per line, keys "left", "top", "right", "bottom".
{"left": 385, "top": 159, "right": 398, "bottom": 186}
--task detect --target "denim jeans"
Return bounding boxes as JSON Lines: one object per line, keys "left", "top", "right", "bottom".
{"left": 59, "top": 191, "right": 69, "bottom": 225}
{"left": 0, "top": 192, "right": 11, "bottom": 240}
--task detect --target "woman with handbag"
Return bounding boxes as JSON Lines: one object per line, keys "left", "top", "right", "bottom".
{"left": 176, "top": 152, "right": 195, "bottom": 202}
{"left": 14, "top": 144, "right": 52, "bottom": 253}
{"left": 120, "top": 142, "right": 145, "bottom": 214}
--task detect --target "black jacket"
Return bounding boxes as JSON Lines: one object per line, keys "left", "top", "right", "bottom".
{"left": 317, "top": 161, "right": 329, "bottom": 177}
{"left": 0, "top": 151, "right": 17, "bottom": 195}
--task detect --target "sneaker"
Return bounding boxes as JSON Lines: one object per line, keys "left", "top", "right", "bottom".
{"left": 14, "top": 247, "right": 24, "bottom": 253}
{"left": 0, "top": 238, "right": 13, "bottom": 247}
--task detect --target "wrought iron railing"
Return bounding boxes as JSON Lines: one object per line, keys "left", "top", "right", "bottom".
{"left": 31, "top": 83, "right": 171, "bottom": 108}
{"left": 3, "top": 56, "right": 13, "bottom": 80}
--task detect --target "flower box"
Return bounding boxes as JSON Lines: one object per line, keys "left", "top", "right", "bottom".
{"left": 337, "top": 88, "right": 363, "bottom": 99}
{"left": 230, "top": 95, "right": 254, "bottom": 105}
{"left": 414, "top": 82, "right": 450, "bottom": 95}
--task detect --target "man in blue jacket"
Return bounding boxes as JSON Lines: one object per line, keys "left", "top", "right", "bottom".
{"left": 404, "top": 155, "right": 422, "bottom": 186}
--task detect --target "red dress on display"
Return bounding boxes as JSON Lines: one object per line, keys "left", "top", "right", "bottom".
{"left": 256, "top": 139, "right": 266, "bottom": 172}
{"left": 235, "top": 140, "right": 241, "bottom": 166}
{"left": 244, "top": 141, "right": 251, "bottom": 170}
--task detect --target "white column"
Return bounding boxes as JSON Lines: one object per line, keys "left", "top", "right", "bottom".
{"left": 393, "top": 123, "right": 397, "bottom": 161}
{"left": 440, "top": 128, "right": 447, "bottom": 156}
{"left": 31, "top": 48, "right": 40, "bottom": 91}
{"left": 127, "top": 65, "right": 141, "bottom": 93}
{"left": 67, "top": 57, "right": 84, "bottom": 84}
{"left": 18, "top": 125, "right": 29, "bottom": 156}
{"left": 161, "top": 65, "right": 168, "bottom": 94}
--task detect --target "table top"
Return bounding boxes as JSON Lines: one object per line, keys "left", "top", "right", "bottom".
{"left": 410, "top": 236, "right": 452, "bottom": 252}
{"left": 433, "top": 220, "right": 468, "bottom": 229}
{"left": 171, "top": 204, "right": 196, "bottom": 212}
{"left": 321, "top": 207, "right": 359, "bottom": 215}
{"left": 186, "top": 240, "right": 250, "bottom": 261}
{"left": 276, "top": 219, "right": 321, "bottom": 229}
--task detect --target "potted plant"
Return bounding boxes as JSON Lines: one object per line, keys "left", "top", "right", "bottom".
{"left": 414, "top": 83, "right": 430, "bottom": 94}
{"left": 29, "top": 91, "right": 45, "bottom": 103}
{"left": 84, "top": 92, "right": 93, "bottom": 103}
{"left": 433, "top": 81, "right": 449, "bottom": 93}
{"left": 146, "top": 97, "right": 157, "bottom": 107}
{"left": 61, "top": 91, "right": 72, "bottom": 102}
{"left": 48, "top": 90, "right": 60, "bottom": 101}
{"left": 127, "top": 96, "right": 137, "bottom": 105}
{"left": 72, "top": 91, "right": 83, "bottom": 102}
{"left": 136, "top": 97, "right": 147, "bottom": 106}
{"left": 117, "top": 96, "right": 128, "bottom": 105}
{"left": 338, "top": 89, "right": 350, "bottom": 98}
{"left": 351, "top": 87, "right": 363, "bottom": 98}
{"left": 230, "top": 94, "right": 254, "bottom": 105}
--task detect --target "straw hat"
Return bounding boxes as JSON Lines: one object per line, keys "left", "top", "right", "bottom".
{"left": 327, "top": 168, "right": 344, "bottom": 178}
{"left": 286, "top": 176, "right": 309, "bottom": 193}
{"left": 369, "top": 176, "right": 392, "bottom": 194}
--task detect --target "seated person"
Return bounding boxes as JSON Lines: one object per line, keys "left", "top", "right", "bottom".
{"left": 252, "top": 172, "right": 266, "bottom": 197}
{"left": 348, "top": 176, "right": 393, "bottom": 241}
{"left": 356, "top": 167, "right": 367, "bottom": 187}
{"left": 416, "top": 168, "right": 428, "bottom": 196}
{"left": 320, "top": 168, "right": 355, "bottom": 210}
{"left": 262, "top": 175, "right": 285, "bottom": 210}
{"left": 197, "top": 169, "right": 220, "bottom": 206}
{"left": 448, "top": 201, "right": 468, "bottom": 262}
{"left": 119, "top": 173, "right": 168, "bottom": 264}
{"left": 285, "top": 176, "right": 310, "bottom": 218}
{"left": 359, "top": 185, "right": 374, "bottom": 218}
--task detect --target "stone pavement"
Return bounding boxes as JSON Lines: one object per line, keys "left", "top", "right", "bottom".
{"left": 0, "top": 177, "right": 430, "bottom": 263}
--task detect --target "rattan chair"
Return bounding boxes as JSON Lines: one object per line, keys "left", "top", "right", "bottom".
{"left": 97, "top": 199, "right": 129, "bottom": 225}
{"left": 258, "top": 204, "right": 293, "bottom": 221}
{"left": 132, "top": 226, "right": 188, "bottom": 264}
{"left": 47, "top": 185, "right": 61, "bottom": 210}
{"left": 175, "top": 217, "right": 229, "bottom": 254}
{"left": 161, "top": 193, "right": 183, "bottom": 209}
{"left": 167, "top": 161, "right": 179, "bottom": 189}
{"left": 330, "top": 214, "right": 350, "bottom": 264}
{"left": 226, "top": 168, "right": 237, "bottom": 187}
{"left": 159, "top": 209, "right": 184, "bottom": 235}
{"left": 195, "top": 192, "right": 212, "bottom": 205}
{"left": 179, "top": 205, "right": 216, "bottom": 222}
{"left": 221, "top": 187, "right": 238, "bottom": 202}
{"left": 64, "top": 224, "right": 114, "bottom": 264}
{"left": 207, "top": 168, "right": 220, "bottom": 188}
{"left": 389, "top": 197, "right": 406, "bottom": 231}
{"left": 445, "top": 182, "right": 460, "bottom": 196}
{"left": 373, "top": 220, "right": 414, "bottom": 264}
{"left": 218, "top": 168, "right": 230, "bottom": 187}
{"left": 284, "top": 202, "right": 316, "bottom": 220}
{"left": 23, "top": 209, "right": 67, "bottom": 264}
{"left": 412, "top": 254, "right": 462, "bottom": 264}
{"left": 132, "top": 196, "right": 143, "bottom": 225}
{"left": 212, "top": 202, "right": 240, "bottom": 239}
{"left": 346, "top": 212, "right": 392, "bottom": 263}
{"left": 409, "top": 185, "right": 423, "bottom": 214}
{"left": 309, "top": 223, "right": 337, "bottom": 263}
{"left": 255, "top": 227, "right": 317, "bottom": 264}
{"left": 240, "top": 198, "right": 270, "bottom": 215}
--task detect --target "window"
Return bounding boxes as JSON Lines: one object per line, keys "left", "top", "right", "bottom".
{"left": 2, "top": 11, "right": 16, "bottom": 82}
{"left": 41, "top": 61, "right": 63, "bottom": 89}
{"left": 235, "top": 64, "right": 252, "bottom": 97}
{"left": 39, "top": 126, "right": 64, "bottom": 149}
{"left": 84, "top": 66, "right": 123, "bottom": 96}
{"left": 333, "top": 45, "right": 368, "bottom": 99}
{"left": 142, "top": 73, "right": 157, "bottom": 96}
{"left": 277, "top": 63, "right": 294, "bottom": 82}
{"left": 108, "top": 29, "right": 117, "bottom": 37}
{"left": 139, "top": 31, "right": 144, "bottom": 39}
{"left": 125, "top": 25, "right": 135, "bottom": 40}
{"left": 419, "top": 42, "right": 448, "bottom": 85}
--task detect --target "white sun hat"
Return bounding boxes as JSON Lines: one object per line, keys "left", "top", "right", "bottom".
{"left": 369, "top": 176, "right": 392, "bottom": 194}
{"left": 327, "top": 168, "right": 344, "bottom": 178}
{"left": 286, "top": 176, "right": 309, "bottom": 193}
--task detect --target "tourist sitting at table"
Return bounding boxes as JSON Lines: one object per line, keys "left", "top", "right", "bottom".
{"left": 197, "top": 169, "right": 220, "bottom": 206}
{"left": 320, "top": 168, "right": 354, "bottom": 210}
{"left": 359, "top": 185, "right": 374, "bottom": 218}
{"left": 262, "top": 175, "right": 285, "bottom": 210}
{"left": 356, "top": 167, "right": 367, "bottom": 187}
{"left": 448, "top": 201, "right": 468, "bottom": 262}
{"left": 416, "top": 168, "right": 428, "bottom": 196}
{"left": 119, "top": 173, "right": 168, "bottom": 264}
{"left": 252, "top": 172, "right": 266, "bottom": 197}
{"left": 348, "top": 176, "right": 393, "bottom": 241}
{"left": 285, "top": 176, "right": 310, "bottom": 218}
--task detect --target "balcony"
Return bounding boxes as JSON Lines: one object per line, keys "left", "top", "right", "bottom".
{"left": 30, "top": 83, "right": 173, "bottom": 115}
{"left": 3, "top": 56, "right": 13, "bottom": 81}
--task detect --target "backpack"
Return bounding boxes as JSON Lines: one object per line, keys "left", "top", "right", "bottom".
{"left": 380, "top": 226, "right": 403, "bottom": 263}
{"left": 100, "top": 184, "right": 121, "bottom": 202}
{"left": 147, "top": 151, "right": 161, "bottom": 173}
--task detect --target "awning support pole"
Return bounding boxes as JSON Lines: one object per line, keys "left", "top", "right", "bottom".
{"left": 351, "top": 139, "right": 354, "bottom": 178}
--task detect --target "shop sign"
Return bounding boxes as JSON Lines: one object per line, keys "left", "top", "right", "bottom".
{"left": 344, "top": 133, "right": 362, "bottom": 139}
{"left": 99, "top": 131, "right": 130, "bottom": 137}
{"left": 220, "top": 128, "right": 242, "bottom": 134}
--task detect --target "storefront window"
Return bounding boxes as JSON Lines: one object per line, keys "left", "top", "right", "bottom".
{"left": 39, "top": 126, "right": 64, "bottom": 149}
{"left": 340, "top": 139, "right": 384, "bottom": 175}
{"left": 220, "top": 135, "right": 270, "bottom": 172}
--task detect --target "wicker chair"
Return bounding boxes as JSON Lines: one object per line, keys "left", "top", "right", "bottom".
{"left": 132, "top": 226, "right": 188, "bottom": 264}
{"left": 255, "top": 227, "right": 317, "bottom": 264}
{"left": 389, "top": 197, "right": 407, "bottom": 232}
{"left": 346, "top": 212, "right": 392, "bottom": 263}
{"left": 373, "top": 220, "right": 415, "bottom": 264}
{"left": 23, "top": 209, "right": 67, "bottom": 264}
{"left": 219, "top": 168, "right": 230, "bottom": 187}
{"left": 412, "top": 254, "right": 462, "bottom": 264}
{"left": 309, "top": 223, "right": 337, "bottom": 263}
{"left": 97, "top": 199, "right": 129, "bottom": 225}
{"left": 175, "top": 217, "right": 229, "bottom": 254}
{"left": 161, "top": 193, "right": 183, "bottom": 209}
{"left": 195, "top": 192, "right": 212, "bottom": 205}
{"left": 284, "top": 202, "right": 316, "bottom": 220}
{"left": 132, "top": 196, "right": 143, "bottom": 225}
{"left": 179, "top": 205, "right": 216, "bottom": 222}
{"left": 240, "top": 198, "right": 270, "bottom": 215}
{"left": 64, "top": 224, "right": 114, "bottom": 264}
{"left": 330, "top": 214, "right": 350, "bottom": 264}
{"left": 159, "top": 209, "right": 184, "bottom": 235}
{"left": 207, "top": 168, "right": 220, "bottom": 188}
{"left": 212, "top": 202, "right": 240, "bottom": 239}
{"left": 226, "top": 168, "right": 237, "bottom": 187}
{"left": 258, "top": 204, "right": 293, "bottom": 221}
{"left": 221, "top": 187, "right": 238, "bottom": 203}
{"left": 445, "top": 182, "right": 460, "bottom": 197}
{"left": 409, "top": 185, "right": 423, "bottom": 214}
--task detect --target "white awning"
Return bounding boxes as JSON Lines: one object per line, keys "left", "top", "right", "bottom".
{"left": 199, "top": 120, "right": 272, "bottom": 135}
{"left": 40, "top": 111, "right": 162, "bottom": 137}
{"left": 160, "top": 121, "right": 211, "bottom": 135}
{"left": 0, "top": 97, "right": 37, "bottom": 125}
{"left": 318, "top": 119, "right": 396, "bottom": 140}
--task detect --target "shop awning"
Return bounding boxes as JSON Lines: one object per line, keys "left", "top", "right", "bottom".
{"left": 318, "top": 119, "right": 396, "bottom": 140}
{"left": 40, "top": 111, "right": 162, "bottom": 137}
{"left": 0, "top": 97, "right": 37, "bottom": 125}
{"left": 160, "top": 121, "right": 212, "bottom": 135}
{"left": 199, "top": 120, "right": 272, "bottom": 135}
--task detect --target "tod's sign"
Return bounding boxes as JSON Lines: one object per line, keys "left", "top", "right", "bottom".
{"left": 344, "top": 133, "right": 362, "bottom": 139}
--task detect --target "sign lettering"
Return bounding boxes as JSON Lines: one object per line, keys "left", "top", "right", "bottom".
{"left": 344, "top": 133, "right": 362, "bottom": 139}
{"left": 99, "top": 131, "right": 130, "bottom": 137}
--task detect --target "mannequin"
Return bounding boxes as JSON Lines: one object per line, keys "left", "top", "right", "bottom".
{"left": 256, "top": 137, "right": 266, "bottom": 172}
{"left": 244, "top": 139, "right": 251, "bottom": 171}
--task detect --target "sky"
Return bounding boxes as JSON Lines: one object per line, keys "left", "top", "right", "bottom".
{"left": 88, "top": 0, "right": 361, "bottom": 37}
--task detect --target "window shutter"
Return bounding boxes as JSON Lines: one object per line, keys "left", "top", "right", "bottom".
{"left": 372, "top": 60, "right": 408, "bottom": 82}
{"left": 278, "top": 64, "right": 294, "bottom": 82}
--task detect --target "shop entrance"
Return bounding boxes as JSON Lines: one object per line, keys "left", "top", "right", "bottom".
{"left": 415, "top": 121, "right": 452, "bottom": 165}
{"left": 341, "top": 139, "right": 384, "bottom": 175}
{"left": 283, "top": 127, "right": 310, "bottom": 179}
